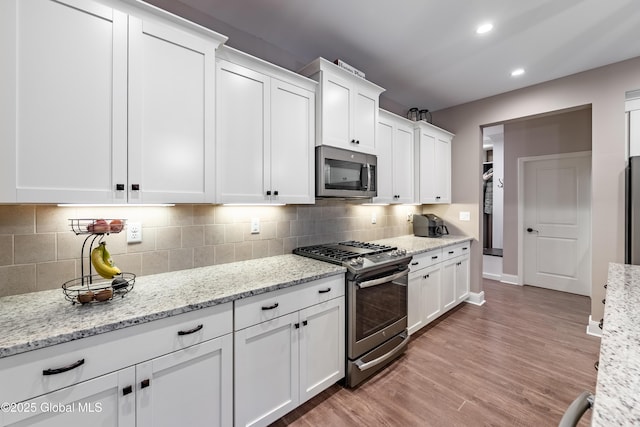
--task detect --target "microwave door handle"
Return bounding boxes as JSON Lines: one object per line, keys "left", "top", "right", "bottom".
{"left": 367, "top": 164, "right": 372, "bottom": 191}
{"left": 357, "top": 268, "right": 409, "bottom": 289}
{"left": 360, "top": 164, "right": 368, "bottom": 190}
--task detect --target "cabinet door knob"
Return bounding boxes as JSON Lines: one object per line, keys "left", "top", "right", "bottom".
{"left": 141, "top": 379, "right": 150, "bottom": 389}
{"left": 294, "top": 323, "right": 300, "bottom": 329}
{"left": 436, "top": 196, "right": 441, "bottom": 200}
{"left": 302, "top": 320, "right": 308, "bottom": 326}
{"left": 273, "top": 190, "right": 279, "bottom": 196}
{"left": 602, "top": 298, "right": 606, "bottom": 305}
{"left": 356, "top": 140, "right": 360, "bottom": 144}
{"left": 116, "top": 184, "right": 125, "bottom": 191}
{"left": 351, "top": 139, "right": 356, "bottom": 144}
{"left": 122, "top": 385, "right": 133, "bottom": 396}
{"left": 266, "top": 190, "right": 271, "bottom": 196}
{"left": 131, "top": 184, "right": 140, "bottom": 191}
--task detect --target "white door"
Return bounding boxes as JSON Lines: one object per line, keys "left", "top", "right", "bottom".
{"left": 418, "top": 130, "right": 436, "bottom": 203}
{"left": 270, "top": 79, "right": 315, "bottom": 204}
{"left": 321, "top": 72, "right": 351, "bottom": 149}
{"left": 522, "top": 153, "right": 591, "bottom": 295}
{"left": 441, "top": 259, "right": 457, "bottom": 312}
{"left": 128, "top": 16, "right": 216, "bottom": 204}
{"left": 352, "top": 86, "right": 378, "bottom": 154}
{"left": 393, "top": 124, "right": 414, "bottom": 203}
{"left": 423, "top": 265, "right": 442, "bottom": 324}
{"left": 298, "top": 298, "right": 344, "bottom": 404}
{"left": 215, "top": 60, "right": 270, "bottom": 204}
{"left": 455, "top": 256, "right": 470, "bottom": 302}
{"left": 2, "top": 0, "right": 127, "bottom": 203}
{"left": 373, "top": 117, "right": 394, "bottom": 203}
{"left": 136, "top": 336, "right": 232, "bottom": 427}
{"left": 434, "top": 136, "right": 451, "bottom": 203}
{"left": 2, "top": 367, "right": 135, "bottom": 427}
{"left": 234, "top": 312, "right": 299, "bottom": 427}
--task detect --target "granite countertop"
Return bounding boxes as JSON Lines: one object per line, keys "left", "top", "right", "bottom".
{"left": 372, "top": 234, "right": 472, "bottom": 255}
{"left": 592, "top": 262, "right": 640, "bottom": 426}
{"left": 0, "top": 255, "right": 345, "bottom": 359}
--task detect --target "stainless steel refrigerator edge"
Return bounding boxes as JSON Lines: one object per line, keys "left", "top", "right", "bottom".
{"left": 625, "top": 156, "right": 640, "bottom": 264}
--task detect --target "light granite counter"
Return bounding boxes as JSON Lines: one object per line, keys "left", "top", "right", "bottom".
{"left": 372, "top": 234, "right": 472, "bottom": 255}
{"left": 591, "top": 262, "right": 640, "bottom": 426}
{"left": 0, "top": 255, "right": 345, "bottom": 359}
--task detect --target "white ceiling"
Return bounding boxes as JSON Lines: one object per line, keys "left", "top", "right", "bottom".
{"left": 145, "top": 0, "right": 640, "bottom": 113}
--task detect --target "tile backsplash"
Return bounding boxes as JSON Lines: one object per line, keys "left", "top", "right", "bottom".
{"left": 0, "top": 202, "right": 419, "bottom": 297}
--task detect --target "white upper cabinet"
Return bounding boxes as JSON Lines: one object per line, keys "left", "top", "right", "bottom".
{"left": 216, "top": 47, "right": 316, "bottom": 204}
{"left": 374, "top": 110, "right": 415, "bottom": 204}
{"left": 299, "top": 58, "right": 384, "bottom": 155}
{"left": 414, "top": 121, "right": 454, "bottom": 204}
{"left": 0, "top": 0, "right": 226, "bottom": 204}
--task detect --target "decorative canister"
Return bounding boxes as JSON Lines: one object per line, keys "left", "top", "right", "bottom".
{"left": 407, "top": 107, "right": 419, "bottom": 121}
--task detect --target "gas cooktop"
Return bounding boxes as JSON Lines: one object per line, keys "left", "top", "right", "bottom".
{"left": 293, "top": 240, "right": 410, "bottom": 272}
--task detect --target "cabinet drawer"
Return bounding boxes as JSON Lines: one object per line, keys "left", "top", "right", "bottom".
{"left": 409, "top": 249, "right": 443, "bottom": 273}
{"left": 442, "top": 242, "right": 471, "bottom": 260}
{"left": 234, "top": 275, "right": 345, "bottom": 331}
{"left": 0, "top": 303, "right": 232, "bottom": 405}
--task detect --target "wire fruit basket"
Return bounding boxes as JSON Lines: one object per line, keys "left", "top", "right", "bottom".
{"left": 63, "top": 219, "right": 135, "bottom": 304}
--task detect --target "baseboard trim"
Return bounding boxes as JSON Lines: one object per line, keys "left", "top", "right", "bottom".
{"left": 465, "top": 291, "right": 486, "bottom": 306}
{"left": 482, "top": 272, "right": 501, "bottom": 281}
{"left": 500, "top": 274, "right": 519, "bottom": 285}
{"left": 586, "top": 315, "right": 603, "bottom": 337}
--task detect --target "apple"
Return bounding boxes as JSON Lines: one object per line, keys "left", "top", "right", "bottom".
{"left": 87, "top": 219, "right": 109, "bottom": 234}
{"left": 110, "top": 219, "right": 124, "bottom": 233}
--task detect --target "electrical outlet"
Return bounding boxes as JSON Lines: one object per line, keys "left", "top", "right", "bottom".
{"left": 371, "top": 213, "right": 377, "bottom": 224}
{"left": 459, "top": 211, "right": 471, "bottom": 221}
{"left": 127, "top": 222, "right": 142, "bottom": 243}
{"left": 251, "top": 217, "right": 260, "bottom": 234}
{"left": 407, "top": 213, "right": 413, "bottom": 222}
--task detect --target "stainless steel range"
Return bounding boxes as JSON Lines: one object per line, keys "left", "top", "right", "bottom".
{"left": 293, "top": 241, "right": 412, "bottom": 387}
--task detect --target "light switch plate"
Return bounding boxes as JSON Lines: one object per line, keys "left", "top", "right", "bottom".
{"left": 459, "top": 211, "right": 471, "bottom": 221}
{"left": 127, "top": 222, "right": 142, "bottom": 243}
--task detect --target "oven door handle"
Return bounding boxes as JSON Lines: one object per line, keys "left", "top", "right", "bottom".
{"left": 356, "top": 268, "right": 409, "bottom": 289}
{"left": 354, "top": 333, "right": 410, "bottom": 371}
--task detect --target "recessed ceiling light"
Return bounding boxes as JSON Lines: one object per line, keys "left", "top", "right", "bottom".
{"left": 476, "top": 23, "right": 493, "bottom": 34}
{"left": 511, "top": 68, "right": 525, "bottom": 77}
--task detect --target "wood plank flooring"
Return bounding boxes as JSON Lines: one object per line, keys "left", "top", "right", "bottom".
{"left": 271, "top": 279, "right": 601, "bottom": 427}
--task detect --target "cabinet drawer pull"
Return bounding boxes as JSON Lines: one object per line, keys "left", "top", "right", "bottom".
{"left": 462, "top": 247, "right": 468, "bottom": 251}
{"left": 303, "top": 320, "right": 308, "bottom": 326}
{"left": 594, "top": 361, "right": 599, "bottom": 371}
{"left": 261, "top": 302, "right": 279, "bottom": 311}
{"left": 43, "top": 359, "right": 85, "bottom": 376}
{"left": 318, "top": 288, "right": 332, "bottom": 294}
{"left": 294, "top": 322, "right": 300, "bottom": 329}
{"left": 141, "top": 379, "right": 150, "bottom": 389}
{"left": 411, "top": 262, "right": 419, "bottom": 266}
{"left": 602, "top": 298, "right": 606, "bottom": 305}
{"left": 598, "top": 319, "right": 603, "bottom": 330}
{"left": 177, "top": 324, "right": 203, "bottom": 336}
{"left": 122, "top": 385, "right": 133, "bottom": 396}
{"left": 431, "top": 256, "right": 438, "bottom": 260}
{"left": 448, "top": 251, "right": 454, "bottom": 254}
{"left": 604, "top": 283, "right": 608, "bottom": 289}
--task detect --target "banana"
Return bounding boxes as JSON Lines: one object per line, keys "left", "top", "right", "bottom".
{"left": 91, "top": 242, "right": 121, "bottom": 279}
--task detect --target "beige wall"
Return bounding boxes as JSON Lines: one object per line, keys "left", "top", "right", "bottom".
{"left": 502, "top": 107, "right": 593, "bottom": 275}
{"left": 432, "top": 56, "right": 640, "bottom": 322}
{"left": 0, "top": 202, "right": 420, "bottom": 297}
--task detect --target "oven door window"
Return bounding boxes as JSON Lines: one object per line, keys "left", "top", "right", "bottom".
{"left": 324, "top": 158, "right": 367, "bottom": 191}
{"left": 355, "top": 273, "right": 407, "bottom": 342}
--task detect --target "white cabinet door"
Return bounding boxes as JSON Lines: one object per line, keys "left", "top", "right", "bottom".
{"left": 455, "top": 255, "right": 470, "bottom": 303}
{"left": 393, "top": 123, "right": 415, "bottom": 203}
{"left": 299, "top": 297, "right": 344, "bottom": 403}
{"left": 407, "top": 272, "right": 424, "bottom": 335}
{"left": 128, "top": 16, "right": 216, "bottom": 204}
{"left": 216, "top": 60, "right": 270, "bottom": 204}
{"left": 1, "top": 367, "right": 135, "bottom": 427}
{"left": 441, "top": 258, "right": 457, "bottom": 312}
{"left": 434, "top": 136, "right": 452, "bottom": 203}
{"left": 136, "top": 335, "right": 232, "bottom": 427}
{"left": 320, "top": 71, "right": 352, "bottom": 150}
{"left": 416, "top": 125, "right": 453, "bottom": 204}
{"left": 373, "top": 116, "right": 394, "bottom": 203}
{"left": 353, "top": 86, "right": 378, "bottom": 153}
{"left": 234, "top": 312, "right": 299, "bottom": 427}
{"left": 423, "top": 264, "right": 443, "bottom": 324}
{"left": 271, "top": 78, "right": 315, "bottom": 204}
{"left": 1, "top": 0, "right": 127, "bottom": 203}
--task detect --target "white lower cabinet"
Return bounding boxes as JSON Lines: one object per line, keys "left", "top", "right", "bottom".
{"left": 0, "top": 304, "right": 233, "bottom": 427}
{"left": 407, "top": 242, "right": 471, "bottom": 335}
{"left": 234, "top": 275, "right": 345, "bottom": 427}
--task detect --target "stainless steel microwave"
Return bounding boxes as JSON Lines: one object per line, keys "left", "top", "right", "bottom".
{"left": 316, "top": 146, "right": 377, "bottom": 198}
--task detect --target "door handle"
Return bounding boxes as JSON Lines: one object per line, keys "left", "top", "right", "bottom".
{"left": 526, "top": 227, "right": 539, "bottom": 233}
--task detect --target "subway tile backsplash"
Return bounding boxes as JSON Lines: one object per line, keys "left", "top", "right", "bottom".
{"left": 0, "top": 202, "right": 419, "bottom": 297}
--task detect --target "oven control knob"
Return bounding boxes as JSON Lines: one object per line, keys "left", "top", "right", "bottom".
{"left": 356, "top": 257, "right": 365, "bottom": 265}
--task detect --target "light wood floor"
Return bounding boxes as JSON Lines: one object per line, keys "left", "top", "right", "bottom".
{"left": 271, "top": 279, "right": 601, "bottom": 427}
